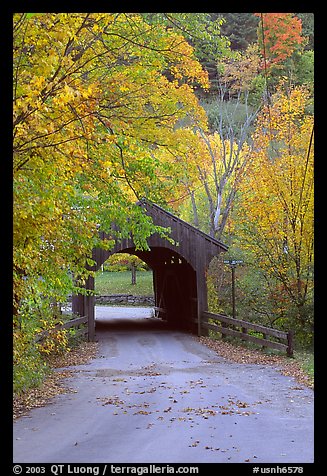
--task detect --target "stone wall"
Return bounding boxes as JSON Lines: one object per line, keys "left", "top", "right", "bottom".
{"left": 95, "top": 294, "right": 155, "bottom": 306}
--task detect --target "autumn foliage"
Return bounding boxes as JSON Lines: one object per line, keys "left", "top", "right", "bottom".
{"left": 13, "top": 13, "right": 314, "bottom": 395}
{"left": 255, "top": 13, "right": 306, "bottom": 69}
{"left": 13, "top": 12, "right": 209, "bottom": 393}
{"left": 236, "top": 86, "right": 314, "bottom": 338}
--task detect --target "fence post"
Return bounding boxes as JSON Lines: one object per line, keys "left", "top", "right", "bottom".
{"left": 221, "top": 321, "right": 227, "bottom": 339}
{"left": 261, "top": 332, "right": 267, "bottom": 351}
{"left": 287, "top": 330, "right": 294, "bottom": 357}
{"left": 85, "top": 275, "right": 95, "bottom": 342}
{"left": 241, "top": 325, "right": 248, "bottom": 341}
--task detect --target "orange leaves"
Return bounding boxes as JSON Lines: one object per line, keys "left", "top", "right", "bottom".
{"left": 168, "top": 33, "right": 209, "bottom": 90}
{"left": 255, "top": 13, "right": 306, "bottom": 69}
{"left": 219, "top": 44, "right": 261, "bottom": 93}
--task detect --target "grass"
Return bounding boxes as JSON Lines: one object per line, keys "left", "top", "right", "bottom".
{"left": 294, "top": 350, "right": 314, "bottom": 380}
{"left": 95, "top": 270, "right": 154, "bottom": 296}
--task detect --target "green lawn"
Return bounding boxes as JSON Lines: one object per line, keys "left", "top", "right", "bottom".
{"left": 95, "top": 270, "right": 154, "bottom": 296}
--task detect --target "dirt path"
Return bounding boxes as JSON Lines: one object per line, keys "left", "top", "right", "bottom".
{"left": 13, "top": 307, "right": 314, "bottom": 463}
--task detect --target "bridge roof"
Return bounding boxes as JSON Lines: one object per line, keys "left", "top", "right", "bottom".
{"left": 140, "top": 199, "right": 228, "bottom": 251}
{"left": 94, "top": 199, "right": 227, "bottom": 271}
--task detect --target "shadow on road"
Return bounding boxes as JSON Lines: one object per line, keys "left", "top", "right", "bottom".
{"left": 95, "top": 306, "right": 180, "bottom": 334}
{"left": 95, "top": 316, "right": 172, "bottom": 332}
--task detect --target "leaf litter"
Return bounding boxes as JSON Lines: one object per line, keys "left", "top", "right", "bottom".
{"left": 13, "top": 341, "right": 98, "bottom": 420}
{"left": 199, "top": 336, "right": 313, "bottom": 389}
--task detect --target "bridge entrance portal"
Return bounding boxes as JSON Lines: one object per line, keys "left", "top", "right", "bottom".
{"left": 72, "top": 200, "right": 227, "bottom": 340}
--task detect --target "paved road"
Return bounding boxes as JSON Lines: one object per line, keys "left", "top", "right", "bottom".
{"left": 13, "top": 307, "right": 314, "bottom": 463}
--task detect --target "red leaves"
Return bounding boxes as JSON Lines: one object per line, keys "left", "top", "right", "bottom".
{"left": 255, "top": 13, "right": 306, "bottom": 68}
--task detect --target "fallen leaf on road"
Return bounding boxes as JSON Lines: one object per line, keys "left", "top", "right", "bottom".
{"left": 236, "top": 401, "right": 249, "bottom": 408}
{"left": 189, "top": 440, "right": 200, "bottom": 447}
{"left": 98, "top": 397, "right": 125, "bottom": 407}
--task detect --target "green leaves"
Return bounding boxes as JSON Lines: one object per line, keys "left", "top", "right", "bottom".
{"left": 13, "top": 13, "right": 211, "bottom": 386}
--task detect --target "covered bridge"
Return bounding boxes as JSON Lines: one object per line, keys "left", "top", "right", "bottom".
{"left": 72, "top": 200, "right": 228, "bottom": 340}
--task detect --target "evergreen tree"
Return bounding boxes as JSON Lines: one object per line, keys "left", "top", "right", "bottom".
{"left": 219, "top": 13, "right": 259, "bottom": 50}
{"left": 296, "top": 13, "right": 314, "bottom": 49}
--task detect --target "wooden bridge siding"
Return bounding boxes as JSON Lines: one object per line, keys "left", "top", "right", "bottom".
{"left": 74, "top": 246, "right": 208, "bottom": 338}
{"left": 74, "top": 242, "right": 223, "bottom": 339}
{"left": 107, "top": 245, "right": 199, "bottom": 333}
{"left": 72, "top": 276, "right": 95, "bottom": 342}
{"left": 93, "top": 204, "right": 227, "bottom": 274}
{"left": 71, "top": 294, "right": 85, "bottom": 318}
{"left": 144, "top": 202, "right": 227, "bottom": 260}
{"left": 72, "top": 201, "right": 227, "bottom": 340}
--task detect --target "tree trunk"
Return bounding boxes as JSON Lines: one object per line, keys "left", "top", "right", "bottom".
{"left": 131, "top": 264, "right": 137, "bottom": 285}
{"left": 190, "top": 190, "right": 199, "bottom": 227}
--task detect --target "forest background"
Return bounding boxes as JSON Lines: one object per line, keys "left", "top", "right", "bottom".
{"left": 13, "top": 13, "right": 314, "bottom": 395}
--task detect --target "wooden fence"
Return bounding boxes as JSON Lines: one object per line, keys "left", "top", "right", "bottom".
{"left": 201, "top": 311, "right": 294, "bottom": 357}
{"left": 34, "top": 315, "right": 88, "bottom": 343}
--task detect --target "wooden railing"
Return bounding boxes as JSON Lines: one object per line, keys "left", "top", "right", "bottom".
{"left": 201, "top": 311, "right": 294, "bottom": 357}
{"left": 35, "top": 315, "right": 88, "bottom": 343}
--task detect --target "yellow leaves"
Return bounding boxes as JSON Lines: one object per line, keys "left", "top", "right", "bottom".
{"left": 37, "top": 329, "right": 69, "bottom": 356}
{"left": 52, "top": 83, "right": 77, "bottom": 107}
{"left": 166, "top": 32, "right": 209, "bottom": 90}
{"left": 236, "top": 85, "right": 313, "bottom": 286}
{"left": 29, "top": 76, "right": 46, "bottom": 95}
{"left": 119, "top": 85, "right": 130, "bottom": 93}
{"left": 13, "top": 13, "right": 213, "bottom": 332}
